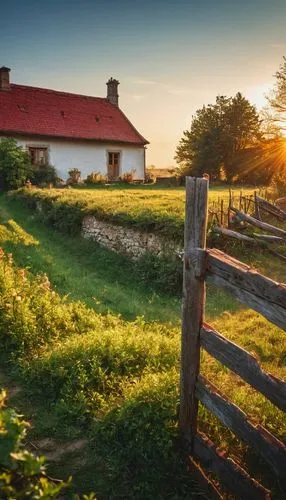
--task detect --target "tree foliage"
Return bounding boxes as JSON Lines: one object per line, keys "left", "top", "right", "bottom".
{"left": 267, "top": 56, "right": 286, "bottom": 127}
{"left": 175, "top": 93, "right": 262, "bottom": 181}
{"left": 0, "top": 138, "right": 33, "bottom": 190}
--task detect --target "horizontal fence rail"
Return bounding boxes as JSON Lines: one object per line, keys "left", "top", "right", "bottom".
{"left": 200, "top": 324, "right": 286, "bottom": 411}
{"left": 230, "top": 206, "right": 286, "bottom": 238}
{"left": 206, "top": 249, "right": 286, "bottom": 331}
{"left": 180, "top": 177, "right": 286, "bottom": 499}
{"left": 193, "top": 433, "right": 271, "bottom": 500}
{"left": 196, "top": 376, "right": 286, "bottom": 480}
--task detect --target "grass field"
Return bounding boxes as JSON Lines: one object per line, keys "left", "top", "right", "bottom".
{"left": 11, "top": 184, "right": 260, "bottom": 242}
{"left": 0, "top": 188, "right": 285, "bottom": 498}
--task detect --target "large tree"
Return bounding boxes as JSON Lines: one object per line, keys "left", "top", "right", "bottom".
{"left": 175, "top": 93, "right": 262, "bottom": 181}
{"left": 267, "top": 56, "right": 286, "bottom": 129}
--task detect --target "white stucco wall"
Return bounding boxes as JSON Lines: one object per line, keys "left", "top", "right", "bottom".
{"left": 14, "top": 136, "right": 145, "bottom": 181}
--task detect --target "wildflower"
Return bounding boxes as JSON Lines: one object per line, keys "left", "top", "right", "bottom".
{"left": 15, "top": 296, "right": 22, "bottom": 302}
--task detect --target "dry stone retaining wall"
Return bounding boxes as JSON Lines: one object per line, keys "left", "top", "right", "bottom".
{"left": 82, "top": 215, "right": 182, "bottom": 259}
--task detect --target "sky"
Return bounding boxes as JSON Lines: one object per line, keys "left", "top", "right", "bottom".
{"left": 1, "top": 0, "right": 286, "bottom": 167}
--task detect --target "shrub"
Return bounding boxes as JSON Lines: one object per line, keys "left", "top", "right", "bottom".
{"left": 136, "top": 252, "right": 182, "bottom": 296}
{"left": 68, "top": 168, "right": 81, "bottom": 184}
{"left": 119, "top": 171, "right": 134, "bottom": 184}
{"left": 92, "top": 370, "right": 196, "bottom": 499}
{"left": 0, "top": 247, "right": 110, "bottom": 355}
{"left": 0, "top": 389, "right": 69, "bottom": 498}
{"left": 144, "top": 171, "right": 155, "bottom": 184}
{"left": 31, "top": 164, "right": 58, "bottom": 187}
{"left": 0, "top": 138, "right": 33, "bottom": 190}
{"left": 85, "top": 172, "right": 107, "bottom": 185}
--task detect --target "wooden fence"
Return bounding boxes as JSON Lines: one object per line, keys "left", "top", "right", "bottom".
{"left": 179, "top": 177, "right": 286, "bottom": 499}
{"left": 208, "top": 188, "right": 284, "bottom": 228}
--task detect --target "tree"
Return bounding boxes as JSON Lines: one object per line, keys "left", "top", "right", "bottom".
{"left": 0, "top": 138, "right": 33, "bottom": 190}
{"left": 267, "top": 56, "right": 286, "bottom": 128}
{"left": 175, "top": 93, "right": 262, "bottom": 182}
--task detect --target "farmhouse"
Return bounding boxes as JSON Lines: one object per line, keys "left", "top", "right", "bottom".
{"left": 0, "top": 67, "right": 148, "bottom": 181}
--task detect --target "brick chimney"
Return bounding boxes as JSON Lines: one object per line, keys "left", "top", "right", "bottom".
{"left": 0, "top": 67, "right": 11, "bottom": 91}
{"left": 106, "top": 77, "right": 119, "bottom": 107}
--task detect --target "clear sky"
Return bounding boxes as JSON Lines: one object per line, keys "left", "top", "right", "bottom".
{"left": 1, "top": 0, "right": 286, "bottom": 167}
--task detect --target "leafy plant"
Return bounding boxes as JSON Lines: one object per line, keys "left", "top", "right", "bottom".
{"left": 0, "top": 138, "right": 33, "bottom": 190}
{"left": 144, "top": 170, "right": 155, "bottom": 184}
{"left": 84, "top": 172, "right": 107, "bottom": 185}
{"left": 119, "top": 171, "right": 134, "bottom": 184}
{"left": 31, "top": 164, "right": 58, "bottom": 187}
{"left": 0, "top": 389, "right": 69, "bottom": 498}
{"left": 68, "top": 168, "right": 81, "bottom": 184}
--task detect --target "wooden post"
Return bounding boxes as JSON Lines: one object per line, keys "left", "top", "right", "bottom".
{"left": 180, "top": 177, "right": 208, "bottom": 448}
{"left": 220, "top": 199, "right": 224, "bottom": 226}
{"left": 254, "top": 191, "right": 261, "bottom": 221}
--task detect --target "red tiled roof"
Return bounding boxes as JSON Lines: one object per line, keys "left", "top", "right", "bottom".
{"left": 0, "top": 84, "right": 148, "bottom": 145}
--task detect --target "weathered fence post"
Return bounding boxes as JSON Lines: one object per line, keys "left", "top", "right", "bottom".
{"left": 179, "top": 177, "right": 208, "bottom": 448}
{"left": 254, "top": 190, "right": 261, "bottom": 221}
{"left": 220, "top": 199, "right": 224, "bottom": 226}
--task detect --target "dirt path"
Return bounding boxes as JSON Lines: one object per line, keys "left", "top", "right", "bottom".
{"left": 0, "top": 365, "right": 93, "bottom": 492}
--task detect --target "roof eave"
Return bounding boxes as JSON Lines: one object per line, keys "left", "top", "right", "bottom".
{"left": 0, "top": 130, "right": 148, "bottom": 146}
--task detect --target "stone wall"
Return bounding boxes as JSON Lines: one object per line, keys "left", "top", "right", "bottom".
{"left": 82, "top": 215, "right": 182, "bottom": 259}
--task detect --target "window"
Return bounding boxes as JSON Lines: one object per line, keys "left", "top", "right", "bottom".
{"left": 28, "top": 147, "right": 48, "bottom": 165}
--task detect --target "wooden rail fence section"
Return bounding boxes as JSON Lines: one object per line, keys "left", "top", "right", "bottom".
{"left": 179, "top": 177, "right": 286, "bottom": 499}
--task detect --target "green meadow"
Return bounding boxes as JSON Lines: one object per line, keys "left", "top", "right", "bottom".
{"left": 0, "top": 187, "right": 285, "bottom": 498}
{"left": 10, "top": 184, "right": 259, "bottom": 241}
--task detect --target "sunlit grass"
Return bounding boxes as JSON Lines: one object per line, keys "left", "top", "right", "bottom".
{"left": 10, "top": 184, "right": 259, "bottom": 242}
{"left": 0, "top": 191, "right": 285, "bottom": 496}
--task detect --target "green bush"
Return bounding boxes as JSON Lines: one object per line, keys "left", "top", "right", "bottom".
{"left": 0, "top": 138, "right": 33, "bottom": 190}
{"left": 136, "top": 252, "right": 182, "bottom": 296}
{"left": 10, "top": 190, "right": 84, "bottom": 234}
{"left": 92, "top": 370, "right": 196, "bottom": 499}
{"left": 0, "top": 248, "right": 112, "bottom": 355}
{"left": 31, "top": 164, "right": 58, "bottom": 187}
